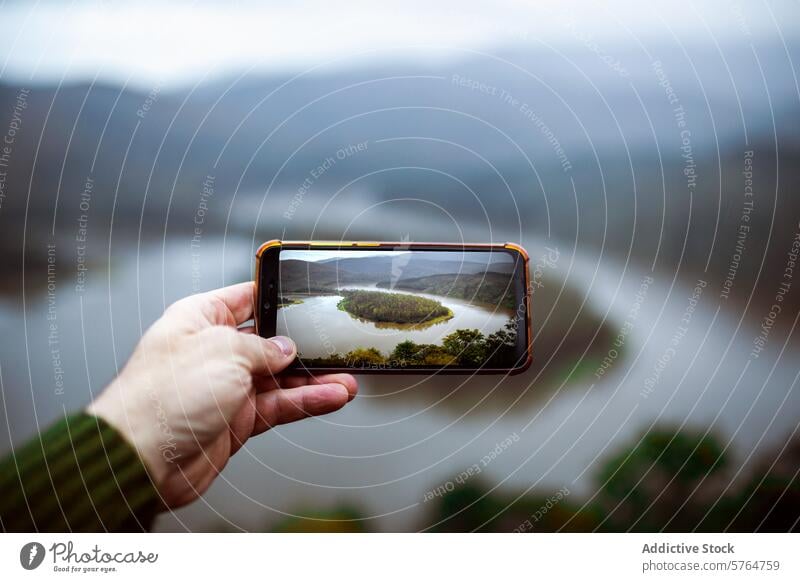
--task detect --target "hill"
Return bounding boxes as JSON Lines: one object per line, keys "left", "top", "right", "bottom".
{"left": 378, "top": 271, "right": 517, "bottom": 309}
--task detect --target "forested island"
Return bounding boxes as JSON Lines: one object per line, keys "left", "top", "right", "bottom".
{"left": 336, "top": 289, "right": 453, "bottom": 326}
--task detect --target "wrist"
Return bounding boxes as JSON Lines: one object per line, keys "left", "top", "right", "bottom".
{"left": 87, "top": 381, "right": 171, "bottom": 485}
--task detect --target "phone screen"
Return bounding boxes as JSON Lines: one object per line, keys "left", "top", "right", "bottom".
{"left": 267, "top": 245, "right": 529, "bottom": 372}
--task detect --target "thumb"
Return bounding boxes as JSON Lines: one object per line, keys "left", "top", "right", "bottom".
{"left": 237, "top": 333, "right": 296, "bottom": 375}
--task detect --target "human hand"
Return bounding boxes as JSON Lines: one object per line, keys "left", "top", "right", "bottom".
{"left": 87, "top": 282, "right": 357, "bottom": 509}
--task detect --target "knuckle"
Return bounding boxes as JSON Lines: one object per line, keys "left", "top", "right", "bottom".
{"left": 206, "top": 295, "right": 236, "bottom": 326}
{"left": 232, "top": 367, "right": 252, "bottom": 390}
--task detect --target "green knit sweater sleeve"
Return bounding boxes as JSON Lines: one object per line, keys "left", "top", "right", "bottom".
{"left": 0, "top": 412, "right": 162, "bottom": 532}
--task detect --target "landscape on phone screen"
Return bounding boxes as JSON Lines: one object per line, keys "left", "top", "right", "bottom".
{"left": 276, "top": 249, "right": 524, "bottom": 369}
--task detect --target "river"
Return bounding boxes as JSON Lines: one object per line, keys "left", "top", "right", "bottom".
{"left": 278, "top": 285, "right": 514, "bottom": 360}
{"left": 1, "top": 234, "right": 798, "bottom": 532}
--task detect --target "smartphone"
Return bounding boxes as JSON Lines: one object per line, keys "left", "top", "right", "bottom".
{"left": 255, "top": 241, "right": 532, "bottom": 374}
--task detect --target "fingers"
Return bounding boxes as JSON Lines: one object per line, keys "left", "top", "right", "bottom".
{"left": 253, "top": 373, "right": 358, "bottom": 400}
{"left": 279, "top": 373, "right": 358, "bottom": 401}
{"left": 252, "top": 383, "right": 350, "bottom": 435}
{"left": 252, "top": 374, "right": 281, "bottom": 393}
{"left": 166, "top": 282, "right": 257, "bottom": 327}
{"left": 235, "top": 333, "right": 297, "bottom": 375}
{"left": 206, "top": 282, "right": 257, "bottom": 325}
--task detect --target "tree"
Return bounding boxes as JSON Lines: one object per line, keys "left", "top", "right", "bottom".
{"left": 345, "top": 347, "right": 385, "bottom": 367}
{"left": 391, "top": 340, "right": 419, "bottom": 363}
{"left": 442, "top": 329, "right": 487, "bottom": 367}
{"left": 596, "top": 428, "right": 728, "bottom": 531}
{"left": 485, "top": 321, "right": 518, "bottom": 367}
{"left": 337, "top": 290, "right": 452, "bottom": 325}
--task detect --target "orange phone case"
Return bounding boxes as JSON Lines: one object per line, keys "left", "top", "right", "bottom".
{"left": 255, "top": 240, "right": 532, "bottom": 375}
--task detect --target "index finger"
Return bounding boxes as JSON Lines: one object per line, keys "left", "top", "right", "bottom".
{"left": 167, "top": 281, "right": 256, "bottom": 327}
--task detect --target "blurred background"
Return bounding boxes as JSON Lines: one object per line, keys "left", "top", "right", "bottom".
{"left": 1, "top": 0, "right": 799, "bottom": 532}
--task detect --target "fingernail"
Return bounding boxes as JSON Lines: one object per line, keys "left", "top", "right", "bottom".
{"left": 270, "top": 335, "right": 295, "bottom": 356}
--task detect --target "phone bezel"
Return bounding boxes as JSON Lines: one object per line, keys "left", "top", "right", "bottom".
{"left": 255, "top": 240, "right": 532, "bottom": 375}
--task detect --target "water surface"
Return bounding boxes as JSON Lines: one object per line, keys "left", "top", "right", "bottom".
{"left": 278, "top": 285, "right": 513, "bottom": 359}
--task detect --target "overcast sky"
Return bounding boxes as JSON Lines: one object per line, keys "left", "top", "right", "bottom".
{"left": 1, "top": 0, "right": 798, "bottom": 89}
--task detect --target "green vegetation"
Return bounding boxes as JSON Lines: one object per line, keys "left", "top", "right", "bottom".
{"left": 423, "top": 427, "right": 800, "bottom": 532}
{"left": 277, "top": 296, "right": 303, "bottom": 307}
{"left": 299, "top": 322, "right": 520, "bottom": 368}
{"left": 233, "top": 425, "right": 800, "bottom": 532}
{"left": 270, "top": 505, "right": 369, "bottom": 533}
{"left": 336, "top": 289, "right": 453, "bottom": 326}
